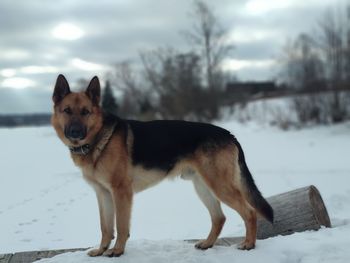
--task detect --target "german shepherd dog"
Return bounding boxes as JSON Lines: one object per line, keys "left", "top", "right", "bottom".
{"left": 51, "top": 74, "right": 273, "bottom": 257}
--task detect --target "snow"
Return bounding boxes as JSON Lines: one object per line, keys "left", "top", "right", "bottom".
{"left": 1, "top": 119, "right": 350, "bottom": 262}
{"left": 38, "top": 226, "right": 350, "bottom": 263}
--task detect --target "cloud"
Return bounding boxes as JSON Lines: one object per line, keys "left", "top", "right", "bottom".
{"left": 223, "top": 58, "right": 275, "bottom": 71}
{"left": 52, "top": 23, "right": 84, "bottom": 41}
{"left": 0, "top": 69, "right": 16, "bottom": 78}
{"left": 1, "top": 77, "right": 36, "bottom": 89}
{"left": 0, "top": 49, "right": 31, "bottom": 60}
{"left": 70, "top": 58, "right": 110, "bottom": 72}
{"left": 244, "top": 0, "right": 294, "bottom": 15}
{"left": 20, "top": 66, "right": 59, "bottom": 75}
{"left": 222, "top": 58, "right": 276, "bottom": 81}
{"left": 230, "top": 27, "right": 280, "bottom": 44}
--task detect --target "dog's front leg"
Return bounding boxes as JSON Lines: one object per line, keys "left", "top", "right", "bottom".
{"left": 103, "top": 182, "right": 133, "bottom": 257}
{"left": 88, "top": 183, "right": 115, "bottom": 257}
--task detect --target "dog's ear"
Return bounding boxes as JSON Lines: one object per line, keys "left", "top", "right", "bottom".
{"left": 86, "top": 76, "right": 100, "bottom": 105}
{"left": 53, "top": 74, "right": 71, "bottom": 104}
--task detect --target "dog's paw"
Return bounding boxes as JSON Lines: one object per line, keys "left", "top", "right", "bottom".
{"left": 194, "top": 240, "right": 214, "bottom": 250}
{"left": 87, "top": 248, "right": 105, "bottom": 257}
{"left": 103, "top": 248, "right": 124, "bottom": 257}
{"left": 237, "top": 241, "right": 255, "bottom": 250}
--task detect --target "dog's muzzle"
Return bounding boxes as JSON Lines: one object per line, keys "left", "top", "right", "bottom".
{"left": 65, "top": 123, "right": 87, "bottom": 140}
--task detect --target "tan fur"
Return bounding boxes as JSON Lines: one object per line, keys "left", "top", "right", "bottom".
{"left": 52, "top": 91, "right": 259, "bottom": 257}
{"left": 131, "top": 166, "right": 166, "bottom": 193}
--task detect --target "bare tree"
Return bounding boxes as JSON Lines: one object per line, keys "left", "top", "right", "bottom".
{"left": 183, "top": 0, "right": 234, "bottom": 119}
{"left": 280, "top": 34, "right": 324, "bottom": 91}
{"left": 318, "top": 7, "right": 349, "bottom": 122}
{"left": 140, "top": 49, "right": 210, "bottom": 120}
{"left": 185, "top": 1, "right": 233, "bottom": 88}
{"left": 139, "top": 48, "right": 174, "bottom": 102}
{"left": 111, "top": 61, "right": 153, "bottom": 119}
{"left": 280, "top": 33, "right": 325, "bottom": 124}
{"left": 345, "top": 5, "right": 350, "bottom": 82}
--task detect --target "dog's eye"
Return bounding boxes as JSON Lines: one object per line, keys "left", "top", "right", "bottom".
{"left": 63, "top": 107, "right": 72, "bottom": 115}
{"left": 81, "top": 108, "right": 90, "bottom": 116}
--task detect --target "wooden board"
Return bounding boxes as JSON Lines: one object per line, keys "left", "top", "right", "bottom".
{"left": 187, "top": 236, "right": 244, "bottom": 247}
{"left": 1, "top": 248, "right": 86, "bottom": 263}
{"left": 0, "top": 254, "right": 13, "bottom": 263}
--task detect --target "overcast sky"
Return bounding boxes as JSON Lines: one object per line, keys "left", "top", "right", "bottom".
{"left": 0, "top": 0, "right": 343, "bottom": 113}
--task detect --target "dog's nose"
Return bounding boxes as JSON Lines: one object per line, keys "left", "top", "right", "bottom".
{"left": 66, "top": 123, "right": 86, "bottom": 140}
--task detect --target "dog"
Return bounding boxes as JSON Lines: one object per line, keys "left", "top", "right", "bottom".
{"left": 51, "top": 74, "right": 273, "bottom": 257}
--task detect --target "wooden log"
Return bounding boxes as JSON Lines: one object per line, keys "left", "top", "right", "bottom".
{"left": 257, "top": 185, "right": 331, "bottom": 239}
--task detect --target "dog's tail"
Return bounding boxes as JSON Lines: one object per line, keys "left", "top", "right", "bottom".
{"left": 234, "top": 139, "right": 274, "bottom": 223}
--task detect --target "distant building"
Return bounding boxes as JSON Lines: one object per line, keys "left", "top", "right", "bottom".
{"left": 225, "top": 81, "right": 278, "bottom": 103}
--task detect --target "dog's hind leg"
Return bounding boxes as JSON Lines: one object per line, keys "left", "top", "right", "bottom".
{"left": 88, "top": 183, "right": 115, "bottom": 257}
{"left": 213, "top": 186, "right": 257, "bottom": 250}
{"left": 195, "top": 146, "right": 257, "bottom": 250}
{"left": 198, "top": 168, "right": 257, "bottom": 249}
{"left": 191, "top": 175, "right": 226, "bottom": 250}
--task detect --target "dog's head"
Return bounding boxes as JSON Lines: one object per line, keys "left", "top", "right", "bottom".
{"left": 51, "top": 74, "right": 103, "bottom": 147}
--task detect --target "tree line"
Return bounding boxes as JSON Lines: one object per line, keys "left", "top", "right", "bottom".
{"left": 102, "top": 0, "right": 233, "bottom": 122}
{"left": 101, "top": 1, "right": 350, "bottom": 125}
{"left": 279, "top": 4, "right": 350, "bottom": 124}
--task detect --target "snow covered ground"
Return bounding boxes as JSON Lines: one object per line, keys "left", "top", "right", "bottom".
{"left": 1, "top": 119, "right": 350, "bottom": 262}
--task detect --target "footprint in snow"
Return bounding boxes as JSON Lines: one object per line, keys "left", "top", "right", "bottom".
{"left": 19, "top": 221, "right": 32, "bottom": 226}
{"left": 23, "top": 198, "right": 33, "bottom": 203}
{"left": 41, "top": 190, "right": 50, "bottom": 195}
{"left": 20, "top": 238, "right": 32, "bottom": 243}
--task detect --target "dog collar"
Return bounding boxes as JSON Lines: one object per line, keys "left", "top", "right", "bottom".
{"left": 69, "top": 144, "right": 91, "bottom": 155}
{"left": 68, "top": 121, "right": 117, "bottom": 162}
